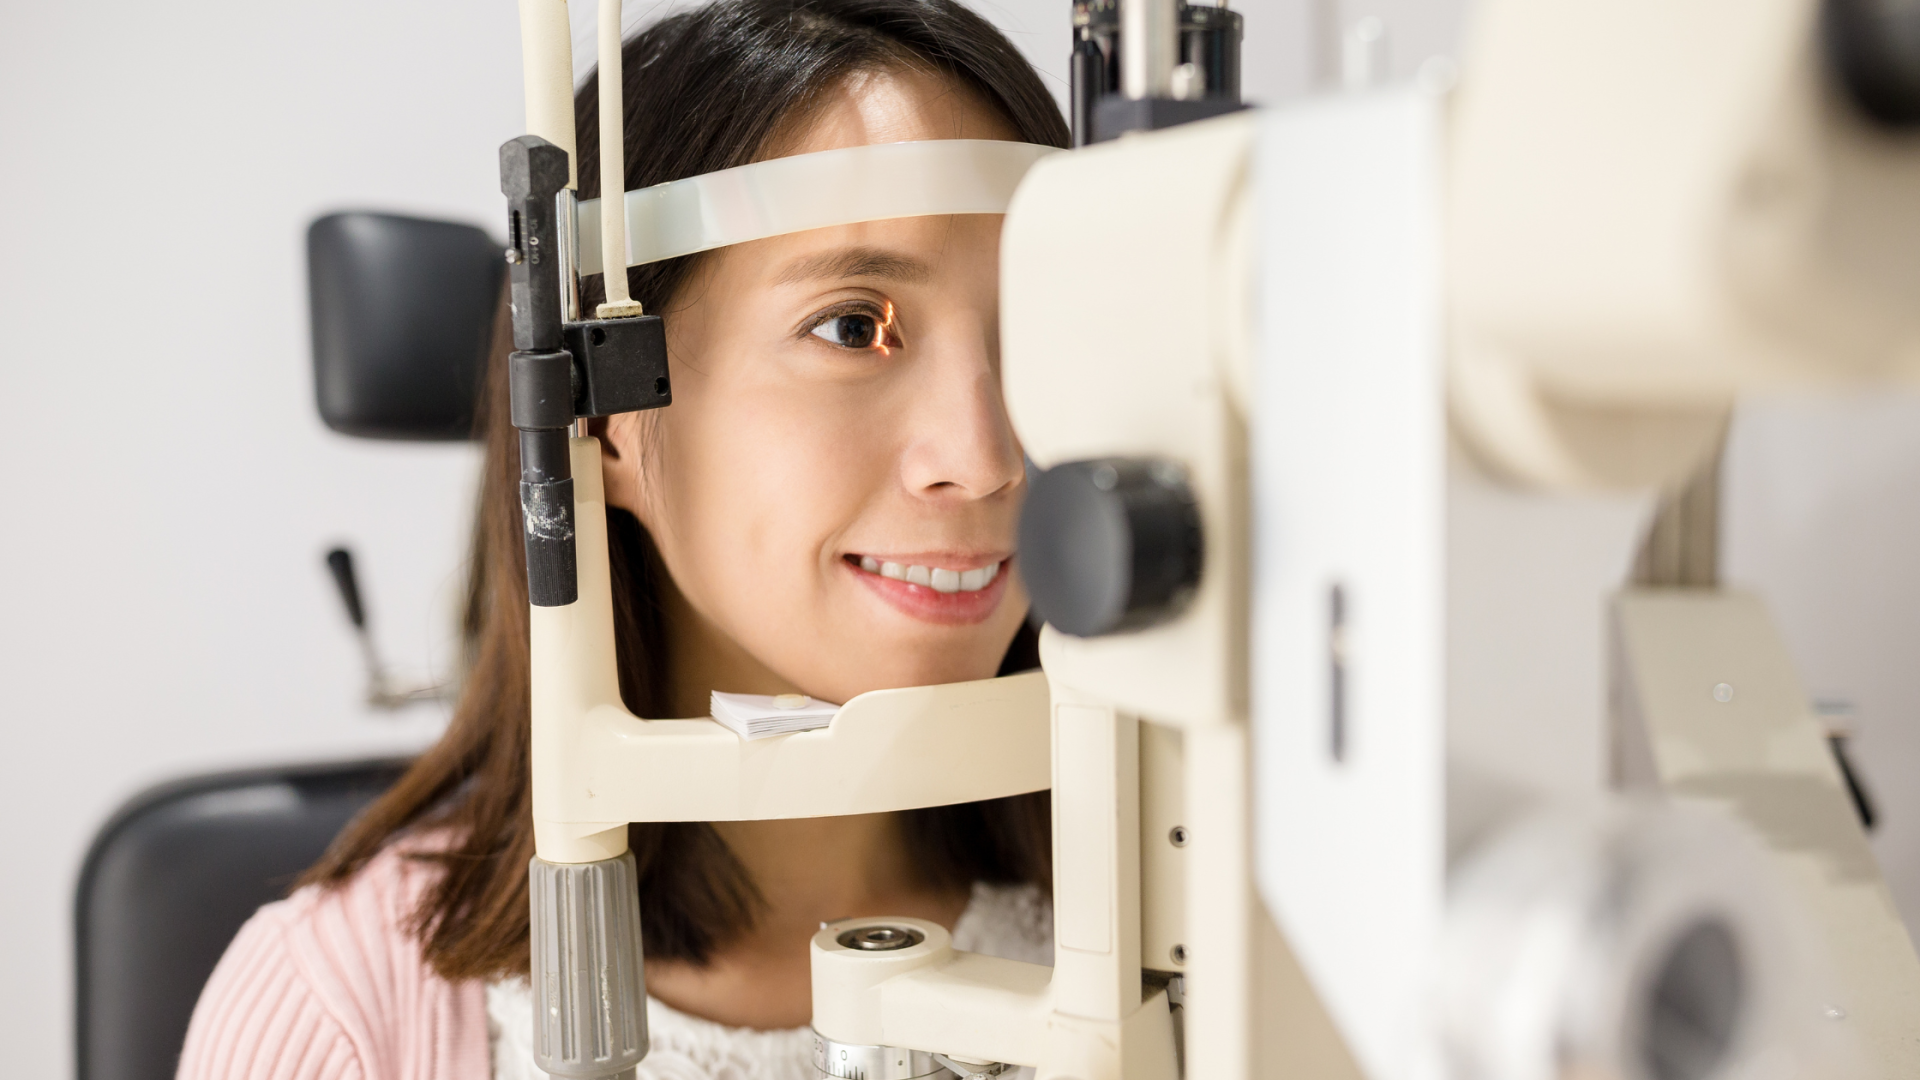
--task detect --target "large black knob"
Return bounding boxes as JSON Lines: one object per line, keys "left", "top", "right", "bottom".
{"left": 1824, "top": 0, "right": 1920, "bottom": 128}
{"left": 1019, "top": 457, "right": 1204, "bottom": 637}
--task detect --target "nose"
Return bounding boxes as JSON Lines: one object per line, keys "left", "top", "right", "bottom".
{"left": 896, "top": 328, "right": 1024, "bottom": 503}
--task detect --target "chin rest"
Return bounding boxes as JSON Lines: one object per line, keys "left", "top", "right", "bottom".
{"left": 307, "top": 211, "right": 503, "bottom": 440}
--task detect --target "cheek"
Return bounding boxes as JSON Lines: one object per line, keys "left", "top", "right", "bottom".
{"left": 655, "top": 384, "right": 896, "bottom": 594}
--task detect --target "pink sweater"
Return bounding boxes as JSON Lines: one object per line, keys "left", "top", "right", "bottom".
{"left": 176, "top": 842, "right": 490, "bottom": 1080}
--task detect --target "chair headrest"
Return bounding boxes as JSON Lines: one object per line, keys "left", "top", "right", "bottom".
{"left": 307, "top": 211, "right": 503, "bottom": 441}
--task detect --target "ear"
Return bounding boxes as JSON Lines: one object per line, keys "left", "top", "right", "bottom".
{"left": 598, "top": 411, "right": 651, "bottom": 522}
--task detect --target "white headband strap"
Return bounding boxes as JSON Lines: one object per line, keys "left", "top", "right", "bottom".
{"left": 576, "top": 139, "right": 1060, "bottom": 274}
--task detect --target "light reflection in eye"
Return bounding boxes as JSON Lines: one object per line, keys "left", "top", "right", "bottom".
{"left": 810, "top": 301, "right": 897, "bottom": 355}
{"left": 875, "top": 301, "right": 895, "bottom": 356}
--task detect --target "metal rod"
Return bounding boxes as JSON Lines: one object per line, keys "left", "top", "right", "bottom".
{"left": 597, "top": 0, "right": 645, "bottom": 317}
{"left": 1121, "top": 0, "right": 1176, "bottom": 99}
{"left": 558, "top": 189, "right": 581, "bottom": 322}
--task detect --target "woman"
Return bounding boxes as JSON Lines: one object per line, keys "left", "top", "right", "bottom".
{"left": 177, "top": 0, "right": 1068, "bottom": 1077}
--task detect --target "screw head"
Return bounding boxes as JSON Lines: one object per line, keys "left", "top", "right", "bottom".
{"left": 1170, "top": 944, "right": 1188, "bottom": 965}
{"left": 1169, "top": 825, "right": 1190, "bottom": 847}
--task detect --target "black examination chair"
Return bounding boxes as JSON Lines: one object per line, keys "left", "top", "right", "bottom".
{"left": 73, "top": 210, "right": 502, "bottom": 1080}
{"left": 75, "top": 759, "right": 411, "bottom": 1080}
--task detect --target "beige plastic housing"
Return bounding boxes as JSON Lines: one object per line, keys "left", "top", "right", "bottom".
{"left": 1448, "top": 0, "right": 1920, "bottom": 489}
{"left": 805, "top": 685, "right": 1183, "bottom": 1080}
{"left": 517, "top": 0, "right": 576, "bottom": 188}
{"left": 529, "top": 437, "right": 1052, "bottom": 864}
{"left": 810, "top": 916, "right": 1177, "bottom": 1079}
{"left": 1613, "top": 591, "right": 1920, "bottom": 1070}
{"left": 811, "top": 917, "right": 1053, "bottom": 1064}
{"left": 1003, "top": 113, "right": 1363, "bottom": 1080}
{"left": 1002, "top": 116, "right": 1252, "bottom": 736}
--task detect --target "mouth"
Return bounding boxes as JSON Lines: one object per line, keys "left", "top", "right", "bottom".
{"left": 852, "top": 554, "right": 1004, "bottom": 593}
{"left": 842, "top": 553, "right": 1012, "bottom": 625}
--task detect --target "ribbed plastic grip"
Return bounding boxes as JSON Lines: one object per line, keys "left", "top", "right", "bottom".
{"left": 529, "top": 851, "right": 649, "bottom": 1079}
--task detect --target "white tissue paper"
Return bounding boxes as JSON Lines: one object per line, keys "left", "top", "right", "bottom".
{"left": 709, "top": 691, "right": 841, "bottom": 741}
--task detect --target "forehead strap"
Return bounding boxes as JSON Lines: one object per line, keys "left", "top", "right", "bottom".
{"left": 577, "top": 139, "right": 1061, "bottom": 274}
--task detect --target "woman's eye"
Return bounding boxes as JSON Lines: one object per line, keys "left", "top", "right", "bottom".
{"left": 810, "top": 313, "right": 883, "bottom": 350}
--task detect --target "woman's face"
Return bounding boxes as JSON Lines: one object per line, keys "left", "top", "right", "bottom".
{"left": 601, "top": 66, "right": 1031, "bottom": 707}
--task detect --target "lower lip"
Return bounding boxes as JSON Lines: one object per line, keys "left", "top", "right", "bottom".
{"left": 844, "top": 558, "right": 1011, "bottom": 626}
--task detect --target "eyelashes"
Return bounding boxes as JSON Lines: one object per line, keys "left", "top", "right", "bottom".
{"left": 806, "top": 300, "right": 900, "bottom": 354}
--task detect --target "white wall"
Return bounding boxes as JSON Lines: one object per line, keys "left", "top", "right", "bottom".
{"left": 0, "top": 2, "right": 520, "bottom": 1074}
{"left": 1723, "top": 395, "right": 1920, "bottom": 934}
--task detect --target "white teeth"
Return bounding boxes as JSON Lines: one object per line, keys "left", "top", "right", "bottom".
{"left": 858, "top": 558, "right": 1004, "bottom": 593}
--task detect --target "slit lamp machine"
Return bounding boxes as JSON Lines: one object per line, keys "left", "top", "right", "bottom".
{"left": 496, "top": 0, "right": 1920, "bottom": 1078}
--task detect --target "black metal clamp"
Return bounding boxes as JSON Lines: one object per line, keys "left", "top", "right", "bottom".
{"left": 500, "top": 135, "right": 673, "bottom": 607}
{"left": 1070, "top": 0, "right": 1247, "bottom": 146}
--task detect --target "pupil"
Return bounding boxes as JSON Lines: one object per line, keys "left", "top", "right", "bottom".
{"left": 842, "top": 316, "right": 875, "bottom": 349}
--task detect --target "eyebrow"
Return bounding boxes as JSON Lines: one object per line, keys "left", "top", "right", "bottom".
{"left": 774, "top": 246, "right": 932, "bottom": 286}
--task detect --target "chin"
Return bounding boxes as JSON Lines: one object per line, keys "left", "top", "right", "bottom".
{"left": 813, "top": 644, "right": 1010, "bottom": 701}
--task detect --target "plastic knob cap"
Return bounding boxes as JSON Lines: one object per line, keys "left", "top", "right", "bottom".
{"left": 1019, "top": 457, "right": 1204, "bottom": 637}
{"left": 529, "top": 852, "right": 649, "bottom": 1079}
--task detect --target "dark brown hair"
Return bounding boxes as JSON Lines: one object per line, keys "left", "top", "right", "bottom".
{"left": 302, "top": 0, "right": 1069, "bottom": 981}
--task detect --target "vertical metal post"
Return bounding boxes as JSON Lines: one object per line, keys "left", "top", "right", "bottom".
{"left": 1121, "top": 0, "right": 1177, "bottom": 99}
{"left": 507, "top": 7, "right": 652, "bottom": 1080}
{"left": 502, "top": 137, "right": 579, "bottom": 609}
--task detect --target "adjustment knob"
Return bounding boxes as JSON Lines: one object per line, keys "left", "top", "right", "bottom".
{"left": 1019, "top": 457, "right": 1204, "bottom": 637}
{"left": 1824, "top": 0, "right": 1920, "bottom": 128}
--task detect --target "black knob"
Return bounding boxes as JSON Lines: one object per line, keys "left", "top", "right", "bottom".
{"left": 1824, "top": 0, "right": 1920, "bottom": 128}
{"left": 1019, "top": 457, "right": 1204, "bottom": 637}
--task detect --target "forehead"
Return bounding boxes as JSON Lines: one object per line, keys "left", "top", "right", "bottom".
{"left": 685, "top": 67, "right": 1019, "bottom": 300}
{"left": 706, "top": 213, "right": 1005, "bottom": 295}
{"left": 766, "top": 65, "right": 1021, "bottom": 156}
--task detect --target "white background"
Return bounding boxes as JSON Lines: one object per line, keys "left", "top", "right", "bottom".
{"left": 4, "top": 1, "right": 1918, "bottom": 1076}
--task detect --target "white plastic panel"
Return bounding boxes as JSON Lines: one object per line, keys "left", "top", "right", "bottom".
{"left": 1251, "top": 90, "right": 1447, "bottom": 1080}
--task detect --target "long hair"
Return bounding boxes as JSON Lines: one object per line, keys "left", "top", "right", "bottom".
{"left": 301, "top": 0, "right": 1069, "bottom": 981}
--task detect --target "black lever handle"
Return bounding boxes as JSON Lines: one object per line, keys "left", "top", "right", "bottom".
{"left": 325, "top": 547, "right": 367, "bottom": 630}
{"left": 1828, "top": 733, "right": 1879, "bottom": 832}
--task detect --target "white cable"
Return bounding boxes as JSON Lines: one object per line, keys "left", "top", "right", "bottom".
{"left": 597, "top": 0, "right": 643, "bottom": 315}
{"left": 576, "top": 139, "right": 1060, "bottom": 273}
